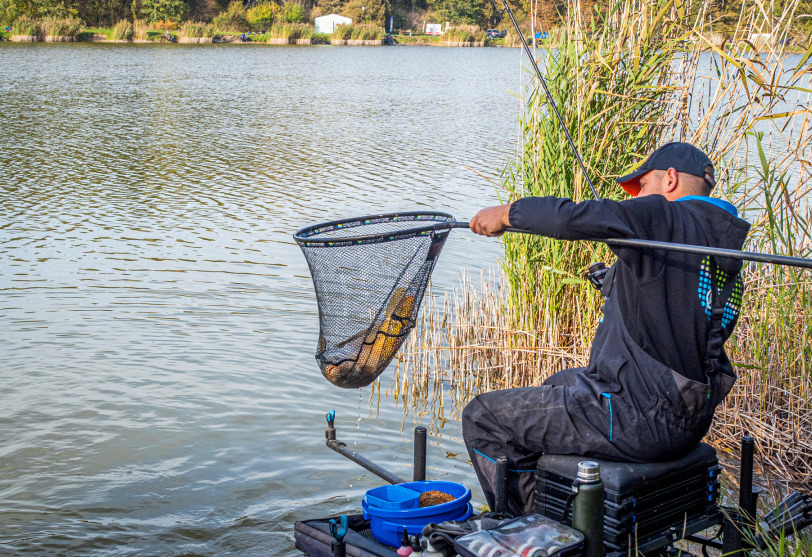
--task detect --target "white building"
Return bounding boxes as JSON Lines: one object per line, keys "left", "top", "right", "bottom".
{"left": 315, "top": 14, "right": 352, "bottom": 34}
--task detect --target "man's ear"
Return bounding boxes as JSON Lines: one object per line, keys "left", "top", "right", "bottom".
{"left": 664, "top": 167, "right": 679, "bottom": 193}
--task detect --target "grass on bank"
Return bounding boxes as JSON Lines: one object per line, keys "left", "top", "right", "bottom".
{"left": 10, "top": 16, "right": 82, "bottom": 37}
{"left": 739, "top": 506, "right": 812, "bottom": 557}
{"left": 145, "top": 29, "right": 177, "bottom": 40}
{"left": 394, "top": 0, "right": 812, "bottom": 488}
{"left": 76, "top": 27, "right": 177, "bottom": 41}
{"left": 246, "top": 33, "right": 270, "bottom": 42}
{"left": 331, "top": 23, "right": 385, "bottom": 41}
{"left": 70, "top": 25, "right": 331, "bottom": 42}
{"left": 392, "top": 34, "right": 443, "bottom": 44}
{"left": 78, "top": 26, "right": 113, "bottom": 40}
{"left": 5, "top": 15, "right": 386, "bottom": 44}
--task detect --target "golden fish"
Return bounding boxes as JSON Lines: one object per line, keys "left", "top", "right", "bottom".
{"left": 323, "top": 360, "right": 355, "bottom": 385}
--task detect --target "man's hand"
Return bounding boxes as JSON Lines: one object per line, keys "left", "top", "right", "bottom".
{"left": 469, "top": 204, "right": 512, "bottom": 237}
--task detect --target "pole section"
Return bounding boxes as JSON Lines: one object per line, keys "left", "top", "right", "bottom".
{"left": 414, "top": 426, "right": 427, "bottom": 482}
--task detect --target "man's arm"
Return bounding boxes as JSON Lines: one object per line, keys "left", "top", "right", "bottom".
{"left": 508, "top": 197, "right": 645, "bottom": 240}
{"left": 470, "top": 197, "right": 651, "bottom": 241}
{"left": 471, "top": 196, "right": 673, "bottom": 280}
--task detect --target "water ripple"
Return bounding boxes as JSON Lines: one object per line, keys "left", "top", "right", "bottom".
{"left": 0, "top": 43, "right": 519, "bottom": 554}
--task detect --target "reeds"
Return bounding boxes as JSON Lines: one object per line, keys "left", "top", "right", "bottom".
{"left": 331, "top": 23, "right": 384, "bottom": 41}
{"left": 41, "top": 17, "right": 82, "bottom": 37}
{"left": 269, "top": 22, "right": 314, "bottom": 40}
{"left": 394, "top": 0, "right": 812, "bottom": 486}
{"left": 330, "top": 24, "right": 352, "bottom": 40}
{"left": 112, "top": 19, "right": 133, "bottom": 40}
{"left": 133, "top": 19, "right": 148, "bottom": 40}
{"left": 11, "top": 16, "right": 41, "bottom": 36}
{"left": 393, "top": 271, "right": 587, "bottom": 422}
{"left": 444, "top": 25, "right": 483, "bottom": 43}
{"left": 503, "top": 28, "right": 523, "bottom": 47}
{"left": 499, "top": 0, "right": 691, "bottom": 377}
{"left": 179, "top": 21, "right": 216, "bottom": 38}
{"left": 350, "top": 24, "right": 384, "bottom": 40}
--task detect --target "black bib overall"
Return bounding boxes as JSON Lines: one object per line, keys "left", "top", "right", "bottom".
{"left": 461, "top": 261, "right": 737, "bottom": 516}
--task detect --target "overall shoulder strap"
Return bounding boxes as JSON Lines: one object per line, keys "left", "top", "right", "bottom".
{"left": 705, "top": 257, "right": 739, "bottom": 371}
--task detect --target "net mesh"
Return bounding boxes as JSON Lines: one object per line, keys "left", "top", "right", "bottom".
{"left": 295, "top": 213, "right": 453, "bottom": 388}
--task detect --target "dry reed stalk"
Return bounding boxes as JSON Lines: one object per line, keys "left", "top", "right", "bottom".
{"left": 133, "top": 19, "right": 148, "bottom": 41}
{"left": 394, "top": 270, "right": 593, "bottom": 420}
{"left": 709, "top": 268, "right": 812, "bottom": 486}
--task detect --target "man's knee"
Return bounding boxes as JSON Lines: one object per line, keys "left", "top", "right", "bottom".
{"left": 461, "top": 395, "right": 482, "bottom": 443}
{"left": 461, "top": 392, "right": 503, "bottom": 450}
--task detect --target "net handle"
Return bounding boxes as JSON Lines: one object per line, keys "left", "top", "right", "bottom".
{"left": 447, "top": 221, "right": 812, "bottom": 269}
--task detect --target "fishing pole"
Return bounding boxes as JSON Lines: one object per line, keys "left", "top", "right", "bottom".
{"left": 297, "top": 214, "right": 812, "bottom": 270}
{"left": 443, "top": 221, "right": 812, "bottom": 270}
{"left": 492, "top": 0, "right": 601, "bottom": 201}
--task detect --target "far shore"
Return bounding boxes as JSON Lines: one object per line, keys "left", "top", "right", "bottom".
{"left": 2, "top": 30, "right": 807, "bottom": 53}
{"left": 0, "top": 28, "right": 503, "bottom": 47}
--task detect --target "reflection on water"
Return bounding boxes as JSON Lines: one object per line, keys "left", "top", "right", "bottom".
{"left": 0, "top": 43, "right": 521, "bottom": 554}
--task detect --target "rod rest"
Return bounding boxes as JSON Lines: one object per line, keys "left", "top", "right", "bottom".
{"left": 764, "top": 491, "right": 812, "bottom": 538}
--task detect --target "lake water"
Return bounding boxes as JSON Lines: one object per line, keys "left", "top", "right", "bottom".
{"left": 0, "top": 43, "right": 522, "bottom": 555}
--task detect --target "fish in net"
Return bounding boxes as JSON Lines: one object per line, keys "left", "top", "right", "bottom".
{"left": 294, "top": 212, "right": 455, "bottom": 388}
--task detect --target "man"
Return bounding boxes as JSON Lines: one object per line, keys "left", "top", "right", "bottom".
{"left": 462, "top": 142, "right": 750, "bottom": 516}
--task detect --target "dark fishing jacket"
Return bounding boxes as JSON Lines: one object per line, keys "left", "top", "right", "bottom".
{"left": 509, "top": 194, "right": 751, "bottom": 384}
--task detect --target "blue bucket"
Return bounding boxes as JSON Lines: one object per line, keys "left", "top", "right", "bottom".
{"left": 362, "top": 481, "right": 472, "bottom": 547}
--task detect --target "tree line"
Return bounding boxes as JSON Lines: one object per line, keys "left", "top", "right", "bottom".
{"left": 2, "top": 0, "right": 810, "bottom": 40}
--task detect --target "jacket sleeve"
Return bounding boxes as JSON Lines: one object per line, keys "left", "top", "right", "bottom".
{"left": 508, "top": 195, "right": 673, "bottom": 279}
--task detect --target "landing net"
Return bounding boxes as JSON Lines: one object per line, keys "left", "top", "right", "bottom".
{"left": 294, "top": 212, "right": 453, "bottom": 388}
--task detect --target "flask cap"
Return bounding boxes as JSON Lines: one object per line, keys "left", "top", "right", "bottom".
{"left": 577, "top": 461, "right": 601, "bottom": 482}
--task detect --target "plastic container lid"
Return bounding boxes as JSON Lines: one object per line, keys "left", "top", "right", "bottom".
{"left": 364, "top": 484, "right": 421, "bottom": 510}
{"left": 455, "top": 514, "right": 584, "bottom": 557}
{"left": 363, "top": 481, "right": 473, "bottom": 547}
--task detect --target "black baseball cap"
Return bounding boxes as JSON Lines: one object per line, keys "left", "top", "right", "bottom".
{"left": 616, "top": 142, "right": 716, "bottom": 197}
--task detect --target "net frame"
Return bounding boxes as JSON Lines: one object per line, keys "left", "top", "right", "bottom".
{"left": 294, "top": 211, "right": 456, "bottom": 247}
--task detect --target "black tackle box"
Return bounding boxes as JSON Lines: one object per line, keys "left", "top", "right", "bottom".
{"left": 535, "top": 442, "right": 723, "bottom": 555}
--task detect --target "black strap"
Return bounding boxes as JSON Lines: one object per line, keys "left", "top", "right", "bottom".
{"left": 561, "top": 479, "right": 580, "bottom": 523}
{"left": 705, "top": 257, "right": 739, "bottom": 375}
{"left": 600, "top": 264, "right": 617, "bottom": 298}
